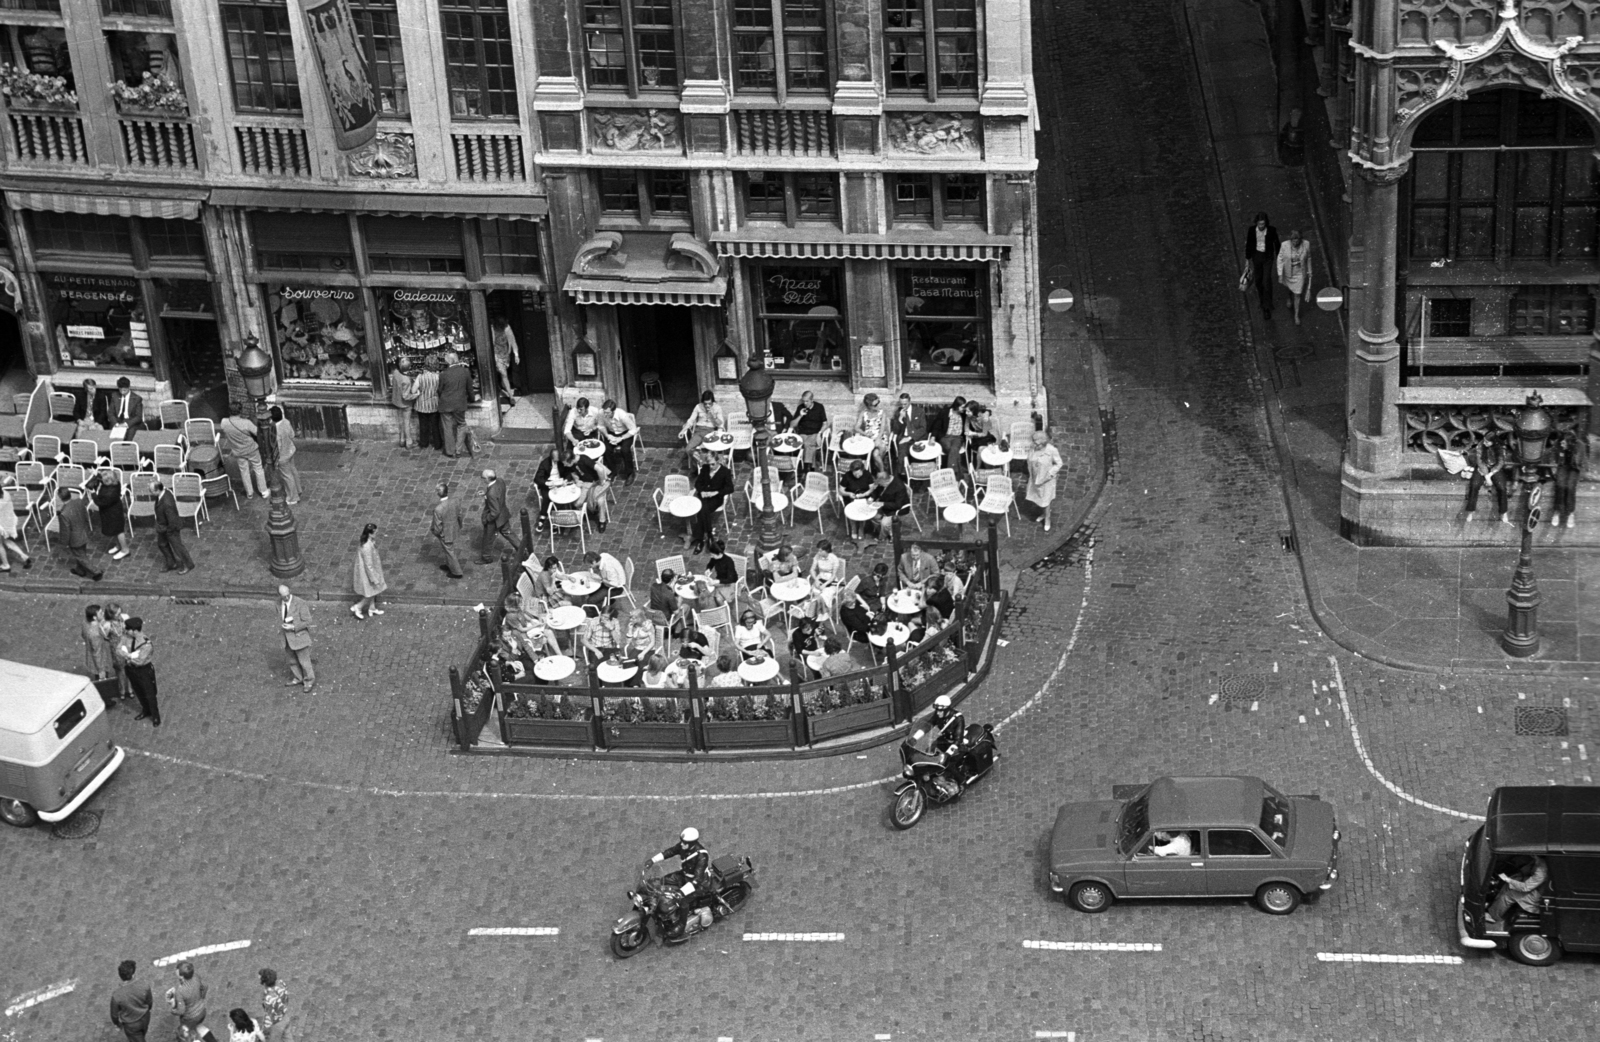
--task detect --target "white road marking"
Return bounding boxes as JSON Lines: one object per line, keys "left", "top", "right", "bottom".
{"left": 4, "top": 979, "right": 77, "bottom": 1017}
{"left": 996, "top": 547, "right": 1094, "bottom": 732}
{"left": 742, "top": 932, "right": 845, "bottom": 942}
{"left": 1326, "top": 656, "right": 1484, "bottom": 822}
{"left": 467, "top": 927, "right": 559, "bottom": 937}
{"left": 1035, "top": 1033, "right": 1075, "bottom": 1040}
{"left": 875, "top": 1035, "right": 892, "bottom": 1040}
{"left": 151, "top": 940, "right": 251, "bottom": 966}
{"left": 1023, "top": 940, "right": 1161, "bottom": 952}
{"left": 1315, "top": 953, "right": 1464, "bottom": 965}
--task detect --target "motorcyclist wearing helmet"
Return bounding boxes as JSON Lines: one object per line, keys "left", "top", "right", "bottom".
{"left": 650, "top": 828, "right": 711, "bottom": 938}
{"left": 928, "top": 695, "right": 966, "bottom": 757}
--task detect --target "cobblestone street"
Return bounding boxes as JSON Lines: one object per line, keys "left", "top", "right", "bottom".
{"left": 5, "top": 1, "right": 1600, "bottom": 1041}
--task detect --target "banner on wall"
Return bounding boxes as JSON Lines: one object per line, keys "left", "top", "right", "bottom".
{"left": 300, "top": 0, "right": 378, "bottom": 151}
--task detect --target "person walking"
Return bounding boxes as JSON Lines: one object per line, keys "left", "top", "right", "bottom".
{"left": 1276, "top": 228, "right": 1313, "bottom": 325}
{"left": 431, "top": 481, "right": 465, "bottom": 579}
{"left": 270, "top": 406, "right": 301, "bottom": 505}
{"left": 83, "top": 604, "right": 114, "bottom": 681}
{"left": 1022, "top": 429, "right": 1065, "bottom": 532}
{"left": 153, "top": 478, "right": 195, "bottom": 574}
{"left": 491, "top": 315, "right": 520, "bottom": 404}
{"left": 0, "top": 475, "right": 33, "bottom": 571}
{"left": 1553, "top": 429, "right": 1588, "bottom": 529}
{"left": 388, "top": 356, "right": 416, "bottom": 449}
{"left": 479, "top": 468, "right": 515, "bottom": 563}
{"left": 351, "top": 523, "right": 387, "bottom": 619}
{"left": 257, "top": 969, "right": 290, "bottom": 1042}
{"left": 412, "top": 363, "right": 441, "bottom": 452}
{"left": 276, "top": 585, "right": 315, "bottom": 691}
{"left": 92, "top": 467, "right": 132, "bottom": 560}
{"left": 219, "top": 406, "right": 268, "bottom": 499}
{"left": 116, "top": 616, "right": 159, "bottom": 725}
{"left": 437, "top": 350, "right": 475, "bottom": 458}
{"left": 110, "top": 960, "right": 153, "bottom": 1042}
{"left": 1241, "top": 211, "right": 1281, "bottom": 320}
{"left": 227, "top": 1009, "right": 264, "bottom": 1042}
{"left": 55, "top": 486, "right": 103, "bottom": 581}
{"left": 167, "top": 961, "right": 217, "bottom": 1042}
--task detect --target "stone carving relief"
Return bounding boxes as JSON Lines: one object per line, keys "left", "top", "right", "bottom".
{"left": 1399, "top": 1, "right": 1500, "bottom": 47}
{"left": 589, "top": 108, "right": 680, "bottom": 151}
{"left": 346, "top": 131, "right": 415, "bottom": 178}
{"left": 1395, "top": 65, "right": 1453, "bottom": 119}
{"left": 1519, "top": 0, "right": 1600, "bottom": 43}
{"left": 886, "top": 113, "right": 977, "bottom": 154}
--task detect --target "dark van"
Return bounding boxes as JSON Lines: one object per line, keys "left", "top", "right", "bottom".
{"left": 1458, "top": 785, "right": 1600, "bottom": 966}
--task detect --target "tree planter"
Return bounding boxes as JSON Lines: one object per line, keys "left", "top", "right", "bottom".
{"left": 605, "top": 721, "right": 693, "bottom": 750}
{"left": 503, "top": 716, "right": 593, "bottom": 746}
{"left": 703, "top": 718, "right": 794, "bottom": 750}
{"left": 807, "top": 699, "right": 894, "bottom": 741}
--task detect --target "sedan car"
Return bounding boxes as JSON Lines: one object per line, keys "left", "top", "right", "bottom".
{"left": 1049, "top": 776, "right": 1339, "bottom": 915}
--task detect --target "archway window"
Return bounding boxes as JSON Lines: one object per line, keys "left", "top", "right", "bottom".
{"left": 1405, "top": 89, "right": 1599, "bottom": 265}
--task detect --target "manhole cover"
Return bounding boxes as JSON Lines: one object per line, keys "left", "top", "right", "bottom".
{"left": 1218, "top": 674, "right": 1269, "bottom": 703}
{"left": 49, "top": 810, "right": 101, "bottom": 840}
{"left": 1514, "top": 706, "right": 1568, "bottom": 736}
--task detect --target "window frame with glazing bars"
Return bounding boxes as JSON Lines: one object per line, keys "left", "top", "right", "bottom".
{"left": 347, "top": 0, "right": 408, "bottom": 117}
{"left": 439, "top": 0, "right": 518, "bottom": 120}
{"left": 731, "top": 0, "right": 832, "bottom": 100}
{"left": 477, "top": 218, "right": 542, "bottom": 277}
{"left": 883, "top": 0, "right": 979, "bottom": 102}
{"left": 597, "top": 168, "right": 692, "bottom": 225}
{"left": 583, "top": 0, "right": 679, "bottom": 96}
{"left": 888, "top": 172, "right": 984, "bottom": 230}
{"left": 220, "top": 0, "right": 302, "bottom": 115}
{"left": 741, "top": 171, "right": 838, "bottom": 226}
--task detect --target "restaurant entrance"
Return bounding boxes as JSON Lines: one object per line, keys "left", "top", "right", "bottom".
{"left": 619, "top": 304, "right": 697, "bottom": 418}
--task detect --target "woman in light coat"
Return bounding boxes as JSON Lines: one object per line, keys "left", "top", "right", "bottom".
{"left": 1023, "top": 430, "right": 1065, "bottom": 532}
{"left": 351, "top": 522, "right": 387, "bottom": 619}
{"left": 1276, "top": 229, "right": 1313, "bottom": 325}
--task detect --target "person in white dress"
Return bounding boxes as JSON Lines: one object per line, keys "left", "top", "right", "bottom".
{"left": 1276, "top": 229, "right": 1313, "bottom": 325}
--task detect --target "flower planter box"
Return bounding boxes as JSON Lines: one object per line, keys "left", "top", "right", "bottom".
{"left": 118, "top": 105, "right": 188, "bottom": 119}
{"left": 605, "top": 721, "right": 693, "bottom": 750}
{"left": 7, "top": 99, "right": 77, "bottom": 113}
{"left": 503, "top": 716, "right": 593, "bottom": 747}
{"left": 703, "top": 718, "right": 794, "bottom": 750}
{"left": 807, "top": 698, "right": 895, "bottom": 742}
{"left": 909, "top": 659, "right": 968, "bottom": 712}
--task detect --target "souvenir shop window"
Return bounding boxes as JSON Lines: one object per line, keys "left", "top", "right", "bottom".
{"left": 754, "top": 263, "right": 846, "bottom": 375}
{"left": 897, "top": 265, "right": 988, "bottom": 377}
{"left": 142, "top": 218, "right": 206, "bottom": 261}
{"left": 0, "top": 24, "right": 76, "bottom": 105}
{"left": 377, "top": 287, "right": 477, "bottom": 391}
{"left": 253, "top": 212, "right": 353, "bottom": 272}
{"left": 45, "top": 274, "right": 146, "bottom": 371}
{"left": 104, "top": 30, "right": 184, "bottom": 113}
{"left": 364, "top": 216, "right": 466, "bottom": 274}
{"left": 478, "top": 218, "right": 541, "bottom": 276}
{"left": 28, "top": 212, "right": 132, "bottom": 260}
{"left": 267, "top": 284, "right": 371, "bottom": 385}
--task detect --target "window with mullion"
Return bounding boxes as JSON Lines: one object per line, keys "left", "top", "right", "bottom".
{"left": 742, "top": 171, "right": 837, "bottom": 226}
{"left": 885, "top": 0, "right": 976, "bottom": 100}
{"left": 349, "top": 0, "right": 408, "bottom": 116}
{"left": 440, "top": 0, "right": 518, "bottom": 119}
{"left": 890, "top": 173, "right": 983, "bottom": 229}
{"left": 220, "top": 0, "right": 300, "bottom": 114}
{"left": 598, "top": 169, "right": 691, "bottom": 224}
{"left": 585, "top": 0, "right": 678, "bottom": 93}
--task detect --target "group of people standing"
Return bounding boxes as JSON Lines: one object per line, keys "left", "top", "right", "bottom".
{"left": 81, "top": 601, "right": 159, "bottom": 725}
{"left": 386, "top": 351, "right": 481, "bottom": 458}
{"left": 110, "top": 959, "right": 291, "bottom": 1042}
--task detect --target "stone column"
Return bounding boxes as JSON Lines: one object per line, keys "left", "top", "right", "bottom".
{"left": 1348, "top": 160, "right": 1407, "bottom": 476}
{"left": 979, "top": 0, "right": 1030, "bottom": 120}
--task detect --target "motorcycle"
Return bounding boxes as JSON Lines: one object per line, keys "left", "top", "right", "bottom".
{"left": 609, "top": 853, "right": 757, "bottom": 958}
{"left": 890, "top": 722, "right": 999, "bottom": 830}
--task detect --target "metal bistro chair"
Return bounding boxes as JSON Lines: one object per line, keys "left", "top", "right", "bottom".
{"left": 68, "top": 438, "right": 103, "bottom": 468}
{"left": 653, "top": 473, "right": 692, "bottom": 534}
{"left": 48, "top": 391, "right": 77, "bottom": 420}
{"left": 152, "top": 443, "right": 186, "bottom": 476}
{"left": 4, "top": 487, "right": 33, "bottom": 552}
{"left": 13, "top": 461, "right": 48, "bottom": 510}
{"left": 128, "top": 472, "right": 158, "bottom": 529}
{"left": 158, "top": 399, "right": 191, "bottom": 430}
{"left": 183, "top": 418, "right": 217, "bottom": 449}
{"left": 976, "top": 472, "right": 1019, "bottom": 536}
{"left": 109, "top": 440, "right": 144, "bottom": 473}
{"left": 548, "top": 505, "right": 588, "bottom": 553}
{"left": 1007, "top": 420, "right": 1037, "bottom": 467}
{"left": 30, "top": 434, "right": 64, "bottom": 471}
{"left": 201, "top": 471, "right": 239, "bottom": 512}
{"left": 693, "top": 604, "right": 735, "bottom": 647}
{"left": 905, "top": 457, "right": 939, "bottom": 505}
{"left": 172, "top": 472, "right": 206, "bottom": 533}
{"left": 52, "top": 463, "right": 87, "bottom": 498}
{"left": 654, "top": 554, "right": 686, "bottom": 581}
{"left": 790, "top": 471, "right": 834, "bottom": 534}
{"left": 617, "top": 556, "right": 641, "bottom": 611}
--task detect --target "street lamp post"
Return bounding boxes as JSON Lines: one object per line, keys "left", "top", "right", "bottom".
{"left": 1501, "top": 393, "right": 1555, "bottom": 658}
{"left": 737, "top": 351, "right": 780, "bottom": 554}
{"left": 236, "top": 344, "right": 305, "bottom": 578}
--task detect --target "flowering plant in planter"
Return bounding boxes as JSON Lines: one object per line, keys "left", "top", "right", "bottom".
{"left": 109, "top": 72, "right": 187, "bottom": 113}
{"left": 0, "top": 63, "right": 77, "bottom": 107}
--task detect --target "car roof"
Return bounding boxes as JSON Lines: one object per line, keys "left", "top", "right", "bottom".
{"left": 1486, "top": 786, "right": 1600, "bottom": 854}
{"left": 0, "top": 659, "right": 94, "bottom": 734}
{"left": 1146, "top": 776, "right": 1264, "bottom": 830}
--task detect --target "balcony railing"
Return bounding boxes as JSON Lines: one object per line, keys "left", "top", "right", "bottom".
{"left": 7, "top": 109, "right": 89, "bottom": 165}
{"left": 452, "top": 130, "right": 525, "bottom": 182}
{"left": 235, "top": 123, "right": 311, "bottom": 177}
{"left": 733, "top": 109, "right": 833, "bottom": 157}
{"left": 120, "top": 116, "right": 198, "bottom": 172}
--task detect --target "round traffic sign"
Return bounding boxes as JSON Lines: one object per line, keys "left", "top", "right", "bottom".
{"left": 1315, "top": 286, "right": 1344, "bottom": 312}
{"left": 1046, "top": 287, "right": 1074, "bottom": 313}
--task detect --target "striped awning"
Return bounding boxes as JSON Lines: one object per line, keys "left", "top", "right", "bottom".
{"left": 564, "top": 275, "right": 727, "bottom": 306}
{"left": 712, "top": 238, "right": 1009, "bottom": 262}
{"left": 6, "top": 191, "right": 200, "bottom": 221}
{"left": 209, "top": 188, "right": 545, "bottom": 220}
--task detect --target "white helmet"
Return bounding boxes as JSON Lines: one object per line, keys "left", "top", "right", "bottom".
{"left": 680, "top": 827, "right": 700, "bottom": 844}
{"left": 933, "top": 695, "right": 953, "bottom": 712}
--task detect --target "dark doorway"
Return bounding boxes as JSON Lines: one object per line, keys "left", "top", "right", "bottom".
{"left": 162, "top": 317, "right": 226, "bottom": 404}
{"left": 619, "top": 304, "right": 696, "bottom": 414}
{"left": 0, "top": 310, "right": 25, "bottom": 404}
{"left": 488, "top": 288, "right": 553, "bottom": 397}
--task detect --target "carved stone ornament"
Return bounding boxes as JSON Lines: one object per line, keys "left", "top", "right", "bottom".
{"left": 886, "top": 113, "right": 978, "bottom": 154}
{"left": 346, "top": 131, "right": 416, "bottom": 178}
{"left": 589, "top": 108, "right": 681, "bottom": 151}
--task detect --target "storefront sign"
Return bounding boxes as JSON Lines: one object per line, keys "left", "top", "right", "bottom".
{"left": 46, "top": 273, "right": 138, "bottom": 303}
{"left": 300, "top": 0, "right": 379, "bottom": 151}
{"left": 392, "top": 289, "right": 460, "bottom": 304}
{"left": 279, "top": 286, "right": 359, "bottom": 301}
{"left": 66, "top": 324, "right": 104, "bottom": 339}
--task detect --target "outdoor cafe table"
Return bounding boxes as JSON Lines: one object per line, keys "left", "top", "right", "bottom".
{"left": 596, "top": 660, "right": 638, "bottom": 685}
{"left": 804, "top": 649, "right": 827, "bottom": 675}
{"left": 668, "top": 495, "right": 701, "bottom": 518}
{"left": 771, "top": 433, "right": 803, "bottom": 456}
{"left": 533, "top": 655, "right": 577, "bottom": 682}
{"left": 560, "top": 573, "right": 601, "bottom": 600}
{"left": 909, "top": 440, "right": 942, "bottom": 462}
{"left": 737, "top": 656, "right": 781, "bottom": 684}
{"left": 35, "top": 420, "right": 78, "bottom": 445}
{"left": 843, "top": 498, "right": 880, "bottom": 536}
{"left": 942, "top": 501, "right": 977, "bottom": 535}
{"left": 133, "top": 429, "right": 182, "bottom": 456}
{"left": 673, "top": 581, "right": 702, "bottom": 607}
{"left": 840, "top": 435, "right": 874, "bottom": 460}
{"left": 886, "top": 588, "right": 927, "bottom": 618}
{"left": 747, "top": 487, "right": 789, "bottom": 514}
{"left": 868, "top": 621, "right": 912, "bottom": 650}
{"left": 545, "top": 605, "right": 588, "bottom": 653}
{"left": 701, "top": 431, "right": 735, "bottom": 453}
{"left": 978, "top": 444, "right": 1010, "bottom": 468}
{"left": 575, "top": 438, "right": 606, "bottom": 460}
{"left": 547, "top": 481, "right": 584, "bottom": 506}
{"left": 770, "top": 577, "right": 812, "bottom": 603}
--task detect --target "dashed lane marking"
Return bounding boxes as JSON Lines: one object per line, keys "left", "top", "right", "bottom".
{"left": 467, "top": 927, "right": 559, "bottom": 937}
{"left": 4, "top": 979, "right": 77, "bottom": 1018}
{"left": 742, "top": 932, "right": 846, "bottom": 941}
{"left": 1035, "top": 1033, "right": 1075, "bottom": 1040}
{"left": 151, "top": 940, "right": 251, "bottom": 966}
{"left": 1023, "top": 940, "right": 1161, "bottom": 952}
{"left": 1327, "top": 656, "right": 1485, "bottom": 823}
{"left": 1315, "top": 953, "right": 1464, "bottom": 965}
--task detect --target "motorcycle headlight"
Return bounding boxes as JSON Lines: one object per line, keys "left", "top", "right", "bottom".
{"left": 902, "top": 766, "right": 913, "bottom": 777}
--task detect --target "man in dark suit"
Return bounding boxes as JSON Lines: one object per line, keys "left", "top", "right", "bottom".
{"left": 55, "top": 486, "right": 102, "bottom": 580}
{"left": 108, "top": 377, "right": 144, "bottom": 431}
{"left": 479, "top": 468, "right": 514, "bottom": 563}
{"left": 431, "top": 480, "right": 465, "bottom": 578}
{"left": 78, "top": 378, "right": 109, "bottom": 429}
{"left": 152, "top": 477, "right": 194, "bottom": 574}
{"left": 864, "top": 468, "right": 911, "bottom": 543}
{"left": 1242, "top": 211, "right": 1281, "bottom": 320}
{"left": 110, "top": 959, "right": 152, "bottom": 1042}
{"left": 689, "top": 450, "right": 733, "bottom": 555}
{"left": 436, "top": 351, "right": 474, "bottom": 458}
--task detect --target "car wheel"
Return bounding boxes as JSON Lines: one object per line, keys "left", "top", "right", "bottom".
{"left": 0, "top": 797, "right": 38, "bottom": 828}
{"left": 1068, "top": 881, "right": 1113, "bottom": 914}
{"left": 1509, "top": 932, "right": 1561, "bottom": 967}
{"left": 1255, "top": 882, "right": 1302, "bottom": 915}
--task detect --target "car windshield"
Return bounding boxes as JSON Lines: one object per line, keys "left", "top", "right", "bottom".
{"left": 1259, "top": 787, "right": 1291, "bottom": 848}
{"left": 1119, "top": 793, "right": 1149, "bottom": 855}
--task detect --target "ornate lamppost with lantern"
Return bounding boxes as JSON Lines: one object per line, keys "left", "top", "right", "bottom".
{"left": 235, "top": 343, "right": 305, "bottom": 578}
{"left": 737, "top": 348, "right": 781, "bottom": 554}
{"left": 1502, "top": 392, "right": 1556, "bottom": 658}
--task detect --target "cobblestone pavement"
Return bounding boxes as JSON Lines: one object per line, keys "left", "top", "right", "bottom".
{"left": 5, "top": 3, "right": 1600, "bottom": 1042}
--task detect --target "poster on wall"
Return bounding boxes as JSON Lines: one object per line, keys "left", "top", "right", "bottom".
{"left": 300, "top": 0, "right": 378, "bottom": 151}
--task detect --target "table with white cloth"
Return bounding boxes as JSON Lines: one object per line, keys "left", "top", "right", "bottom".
{"left": 737, "top": 656, "right": 781, "bottom": 684}
{"left": 909, "top": 440, "right": 942, "bottom": 462}
{"left": 771, "top": 433, "right": 804, "bottom": 456}
{"left": 746, "top": 487, "right": 789, "bottom": 514}
{"left": 770, "top": 577, "right": 812, "bottom": 603}
{"left": 942, "top": 501, "right": 977, "bottom": 535}
{"left": 700, "top": 431, "right": 735, "bottom": 455}
{"left": 596, "top": 660, "right": 639, "bottom": 685}
{"left": 978, "top": 444, "right": 1010, "bottom": 468}
{"left": 559, "top": 573, "right": 601, "bottom": 601}
{"left": 545, "top": 605, "right": 588, "bottom": 653}
{"left": 533, "top": 655, "right": 577, "bottom": 682}
{"left": 840, "top": 434, "right": 874, "bottom": 461}
{"left": 547, "top": 482, "right": 584, "bottom": 506}
{"left": 886, "top": 588, "right": 926, "bottom": 618}
{"left": 575, "top": 438, "right": 606, "bottom": 460}
{"left": 669, "top": 495, "right": 702, "bottom": 518}
{"left": 868, "top": 622, "right": 911, "bottom": 650}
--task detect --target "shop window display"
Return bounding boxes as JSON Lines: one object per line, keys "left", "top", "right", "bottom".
{"left": 46, "top": 273, "right": 147, "bottom": 370}
{"left": 378, "top": 288, "right": 478, "bottom": 398}
{"left": 755, "top": 264, "right": 846, "bottom": 374}
{"left": 898, "top": 265, "right": 988, "bottom": 376}
{"left": 268, "top": 285, "right": 371, "bottom": 386}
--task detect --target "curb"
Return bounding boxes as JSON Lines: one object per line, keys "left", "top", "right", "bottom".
{"left": 0, "top": 575, "right": 493, "bottom": 608}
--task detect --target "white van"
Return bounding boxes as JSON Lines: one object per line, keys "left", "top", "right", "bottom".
{"left": 0, "top": 659, "right": 125, "bottom": 827}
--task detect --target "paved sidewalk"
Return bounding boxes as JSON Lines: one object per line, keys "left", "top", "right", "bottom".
{"left": 1192, "top": 0, "right": 1600, "bottom": 675}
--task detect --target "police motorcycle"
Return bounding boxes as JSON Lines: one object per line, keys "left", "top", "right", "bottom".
{"left": 890, "top": 697, "right": 998, "bottom": 830}
{"left": 609, "top": 838, "right": 757, "bottom": 958}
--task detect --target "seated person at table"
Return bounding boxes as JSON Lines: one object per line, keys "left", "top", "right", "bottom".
{"left": 782, "top": 390, "right": 828, "bottom": 467}
{"left": 838, "top": 590, "right": 875, "bottom": 643}
{"left": 857, "top": 563, "right": 891, "bottom": 614}
{"left": 679, "top": 390, "right": 727, "bottom": 460}
{"left": 733, "top": 610, "right": 771, "bottom": 660}
{"left": 709, "top": 651, "right": 744, "bottom": 688}
{"left": 924, "top": 574, "right": 956, "bottom": 620}
{"left": 837, "top": 459, "right": 874, "bottom": 542}
{"left": 570, "top": 450, "right": 613, "bottom": 533}
{"left": 641, "top": 652, "right": 678, "bottom": 689}
{"left": 689, "top": 450, "right": 734, "bottom": 555}
{"left": 501, "top": 594, "right": 560, "bottom": 659}
{"left": 530, "top": 447, "right": 561, "bottom": 529}
{"left": 649, "top": 569, "right": 684, "bottom": 633}
{"left": 585, "top": 550, "right": 627, "bottom": 604}
{"left": 767, "top": 544, "right": 801, "bottom": 584}
{"left": 563, "top": 396, "right": 601, "bottom": 447}
{"left": 534, "top": 555, "right": 566, "bottom": 603}
{"left": 107, "top": 377, "right": 144, "bottom": 431}
{"left": 623, "top": 609, "right": 656, "bottom": 660}
{"left": 581, "top": 604, "right": 624, "bottom": 665}
{"left": 899, "top": 541, "right": 939, "bottom": 587}
{"left": 599, "top": 398, "right": 639, "bottom": 485}
{"left": 864, "top": 470, "right": 911, "bottom": 542}
{"left": 789, "top": 617, "right": 822, "bottom": 661}
{"left": 78, "top": 378, "right": 106, "bottom": 428}
{"left": 819, "top": 636, "right": 856, "bottom": 678}
{"left": 941, "top": 556, "right": 970, "bottom": 600}
{"left": 808, "top": 539, "right": 844, "bottom": 587}
{"left": 910, "top": 606, "right": 944, "bottom": 646}
{"left": 742, "top": 543, "right": 767, "bottom": 594}
{"left": 679, "top": 627, "right": 712, "bottom": 661}
{"left": 704, "top": 540, "right": 740, "bottom": 601}
{"left": 689, "top": 575, "right": 727, "bottom": 611}
{"left": 965, "top": 403, "right": 997, "bottom": 455}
